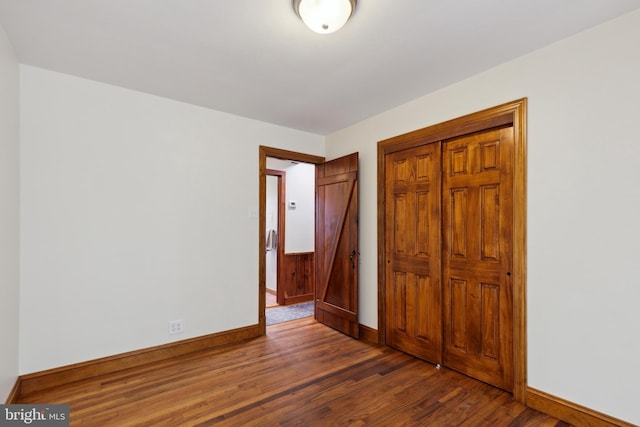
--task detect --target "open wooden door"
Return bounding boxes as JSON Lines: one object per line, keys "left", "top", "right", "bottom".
{"left": 315, "top": 153, "right": 359, "bottom": 338}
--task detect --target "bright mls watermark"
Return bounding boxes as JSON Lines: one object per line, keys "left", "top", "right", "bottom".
{"left": 0, "top": 405, "right": 69, "bottom": 426}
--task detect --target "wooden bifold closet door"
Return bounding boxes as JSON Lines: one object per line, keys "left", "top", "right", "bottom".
{"left": 442, "top": 126, "right": 514, "bottom": 391}
{"left": 384, "top": 125, "right": 515, "bottom": 392}
{"left": 384, "top": 142, "right": 442, "bottom": 364}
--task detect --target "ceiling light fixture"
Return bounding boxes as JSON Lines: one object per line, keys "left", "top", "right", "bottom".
{"left": 293, "top": 0, "right": 357, "bottom": 34}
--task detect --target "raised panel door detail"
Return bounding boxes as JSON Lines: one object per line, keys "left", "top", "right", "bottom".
{"left": 480, "top": 283, "right": 500, "bottom": 360}
{"left": 416, "top": 154, "right": 432, "bottom": 182}
{"left": 450, "top": 188, "right": 468, "bottom": 259}
{"left": 480, "top": 140, "right": 500, "bottom": 171}
{"left": 480, "top": 184, "right": 500, "bottom": 261}
{"left": 393, "top": 272, "right": 408, "bottom": 333}
{"left": 394, "top": 194, "right": 408, "bottom": 255}
{"left": 393, "top": 159, "right": 409, "bottom": 184}
{"left": 450, "top": 147, "right": 468, "bottom": 176}
{"left": 416, "top": 191, "right": 430, "bottom": 256}
{"left": 449, "top": 278, "right": 467, "bottom": 352}
{"left": 416, "top": 274, "right": 435, "bottom": 342}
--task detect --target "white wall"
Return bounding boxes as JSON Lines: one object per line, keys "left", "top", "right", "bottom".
{"left": 326, "top": 9, "right": 640, "bottom": 424}
{"left": 0, "top": 23, "right": 20, "bottom": 401}
{"left": 265, "top": 175, "right": 278, "bottom": 292}
{"left": 19, "top": 65, "right": 324, "bottom": 374}
{"left": 283, "top": 163, "right": 314, "bottom": 254}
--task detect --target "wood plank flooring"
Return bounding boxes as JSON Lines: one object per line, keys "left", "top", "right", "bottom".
{"left": 16, "top": 318, "right": 570, "bottom": 426}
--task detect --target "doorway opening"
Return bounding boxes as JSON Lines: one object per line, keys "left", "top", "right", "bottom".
{"left": 258, "top": 147, "right": 325, "bottom": 334}
{"left": 265, "top": 168, "right": 284, "bottom": 308}
{"left": 265, "top": 158, "right": 316, "bottom": 307}
{"left": 259, "top": 147, "right": 361, "bottom": 337}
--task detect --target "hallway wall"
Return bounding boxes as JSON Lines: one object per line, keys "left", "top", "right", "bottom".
{"left": 265, "top": 174, "right": 278, "bottom": 292}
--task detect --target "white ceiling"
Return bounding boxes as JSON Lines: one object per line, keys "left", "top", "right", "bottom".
{"left": 1, "top": 1, "right": 639, "bottom": 135}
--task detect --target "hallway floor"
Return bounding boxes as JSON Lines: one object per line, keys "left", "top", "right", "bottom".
{"left": 266, "top": 291, "right": 277, "bottom": 308}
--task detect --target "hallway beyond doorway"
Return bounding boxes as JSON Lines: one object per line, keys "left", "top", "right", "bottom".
{"left": 266, "top": 302, "right": 314, "bottom": 325}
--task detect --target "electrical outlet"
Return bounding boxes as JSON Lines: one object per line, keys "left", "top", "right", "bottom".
{"left": 168, "top": 319, "right": 184, "bottom": 335}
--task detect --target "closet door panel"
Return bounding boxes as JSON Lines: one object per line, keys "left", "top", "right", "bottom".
{"left": 384, "top": 143, "right": 442, "bottom": 364}
{"left": 442, "top": 127, "right": 514, "bottom": 392}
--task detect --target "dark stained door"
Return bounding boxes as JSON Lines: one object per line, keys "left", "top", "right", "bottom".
{"left": 315, "top": 153, "right": 359, "bottom": 338}
{"left": 384, "top": 143, "right": 443, "bottom": 364}
{"left": 442, "top": 126, "right": 514, "bottom": 391}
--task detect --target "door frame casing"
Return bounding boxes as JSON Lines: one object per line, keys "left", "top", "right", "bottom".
{"left": 259, "top": 146, "right": 325, "bottom": 334}
{"left": 376, "top": 99, "right": 527, "bottom": 402}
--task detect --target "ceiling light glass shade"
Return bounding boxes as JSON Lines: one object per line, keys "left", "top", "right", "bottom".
{"left": 294, "top": 0, "right": 357, "bottom": 34}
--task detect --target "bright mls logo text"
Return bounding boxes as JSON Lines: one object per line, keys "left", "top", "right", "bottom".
{"left": 1, "top": 404, "right": 69, "bottom": 426}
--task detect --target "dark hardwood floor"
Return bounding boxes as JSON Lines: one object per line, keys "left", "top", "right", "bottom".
{"left": 17, "top": 318, "right": 570, "bottom": 426}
